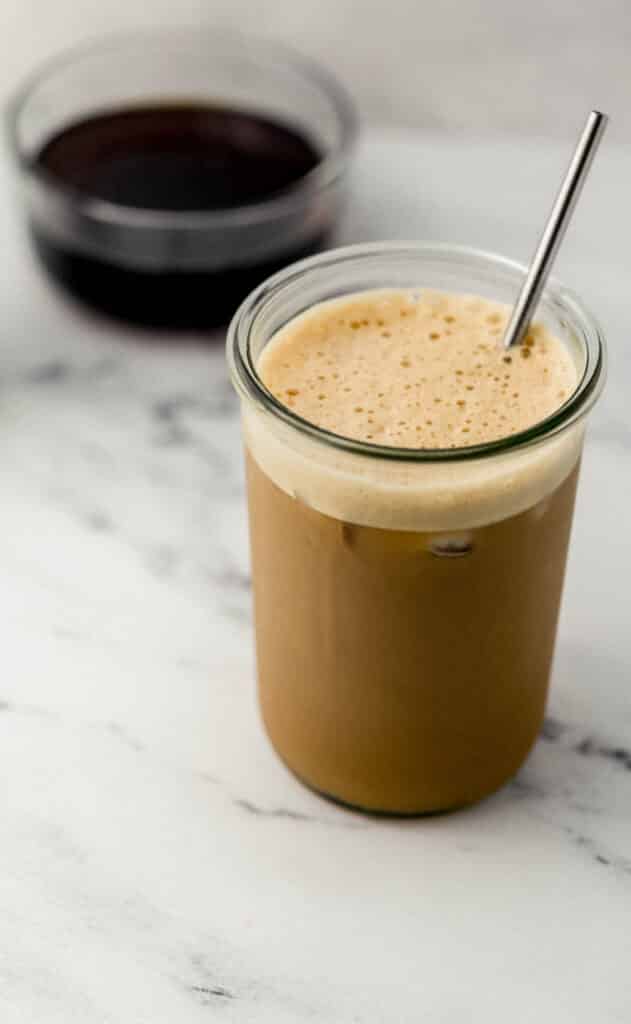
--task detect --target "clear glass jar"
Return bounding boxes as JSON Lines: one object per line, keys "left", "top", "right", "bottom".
{"left": 228, "top": 242, "right": 605, "bottom": 814}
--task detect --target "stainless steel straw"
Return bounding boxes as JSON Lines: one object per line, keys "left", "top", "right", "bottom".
{"left": 502, "top": 109, "right": 608, "bottom": 349}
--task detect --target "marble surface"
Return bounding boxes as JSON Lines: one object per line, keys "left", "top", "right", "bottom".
{"left": 1, "top": 130, "right": 631, "bottom": 1022}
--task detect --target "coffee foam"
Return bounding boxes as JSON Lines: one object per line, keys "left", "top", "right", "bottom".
{"left": 246, "top": 289, "right": 583, "bottom": 531}
{"left": 259, "top": 290, "right": 577, "bottom": 448}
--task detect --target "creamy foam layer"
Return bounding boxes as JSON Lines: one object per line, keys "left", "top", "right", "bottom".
{"left": 246, "top": 289, "right": 583, "bottom": 531}
{"left": 259, "top": 289, "right": 577, "bottom": 447}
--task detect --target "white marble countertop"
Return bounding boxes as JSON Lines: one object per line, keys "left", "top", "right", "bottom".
{"left": 2, "top": 130, "right": 630, "bottom": 1022}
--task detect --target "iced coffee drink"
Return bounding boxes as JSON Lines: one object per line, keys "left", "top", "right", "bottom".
{"left": 228, "top": 244, "right": 605, "bottom": 814}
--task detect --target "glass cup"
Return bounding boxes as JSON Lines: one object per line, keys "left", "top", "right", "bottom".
{"left": 227, "top": 242, "right": 605, "bottom": 814}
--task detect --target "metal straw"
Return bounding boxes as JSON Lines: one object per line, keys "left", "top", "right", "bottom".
{"left": 502, "top": 109, "right": 608, "bottom": 349}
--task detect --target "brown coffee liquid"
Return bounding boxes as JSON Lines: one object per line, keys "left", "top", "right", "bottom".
{"left": 247, "top": 453, "right": 579, "bottom": 814}
{"left": 32, "top": 105, "right": 324, "bottom": 327}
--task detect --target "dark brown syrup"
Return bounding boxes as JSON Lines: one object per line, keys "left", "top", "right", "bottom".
{"left": 32, "top": 104, "right": 326, "bottom": 328}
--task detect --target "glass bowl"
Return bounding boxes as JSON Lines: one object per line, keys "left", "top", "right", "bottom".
{"left": 7, "top": 30, "right": 358, "bottom": 329}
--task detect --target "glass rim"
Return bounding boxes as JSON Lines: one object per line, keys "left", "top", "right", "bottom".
{"left": 5, "top": 27, "right": 358, "bottom": 231}
{"left": 227, "top": 240, "right": 607, "bottom": 464}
